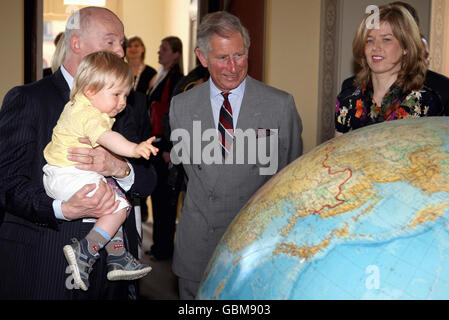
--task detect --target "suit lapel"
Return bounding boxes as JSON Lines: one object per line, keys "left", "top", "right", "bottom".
{"left": 192, "top": 82, "right": 215, "bottom": 130}
{"left": 235, "top": 77, "right": 264, "bottom": 131}
{"left": 194, "top": 82, "right": 222, "bottom": 187}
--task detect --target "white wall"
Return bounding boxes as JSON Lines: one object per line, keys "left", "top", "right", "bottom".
{"left": 429, "top": 0, "right": 449, "bottom": 77}
{"left": 121, "top": 0, "right": 191, "bottom": 75}
{"left": 165, "top": 0, "right": 191, "bottom": 73}
{"left": 0, "top": 1, "right": 24, "bottom": 105}
{"left": 447, "top": 3, "right": 449, "bottom": 76}
{"left": 265, "top": 0, "right": 321, "bottom": 153}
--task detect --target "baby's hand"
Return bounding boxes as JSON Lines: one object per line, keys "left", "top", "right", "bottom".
{"left": 135, "top": 136, "right": 159, "bottom": 159}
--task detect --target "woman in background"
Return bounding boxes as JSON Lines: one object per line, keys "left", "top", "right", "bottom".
{"left": 335, "top": 4, "right": 443, "bottom": 136}
{"left": 126, "top": 36, "right": 157, "bottom": 94}
{"left": 147, "top": 36, "right": 184, "bottom": 261}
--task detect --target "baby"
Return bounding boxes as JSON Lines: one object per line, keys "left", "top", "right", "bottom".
{"left": 43, "top": 51, "right": 158, "bottom": 291}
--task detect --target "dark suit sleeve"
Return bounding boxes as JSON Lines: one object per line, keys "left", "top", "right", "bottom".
{"left": 341, "top": 76, "right": 356, "bottom": 92}
{"left": 425, "top": 70, "right": 449, "bottom": 116}
{"left": 168, "top": 96, "right": 184, "bottom": 165}
{"left": 0, "top": 87, "right": 58, "bottom": 228}
{"left": 279, "top": 94, "right": 303, "bottom": 170}
{"left": 114, "top": 101, "right": 157, "bottom": 198}
{"left": 127, "top": 91, "right": 151, "bottom": 142}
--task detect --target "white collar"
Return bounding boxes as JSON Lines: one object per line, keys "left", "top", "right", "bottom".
{"left": 60, "top": 64, "right": 74, "bottom": 90}
{"left": 209, "top": 76, "right": 247, "bottom": 99}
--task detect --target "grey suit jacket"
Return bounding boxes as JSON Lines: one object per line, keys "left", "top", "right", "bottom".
{"left": 169, "top": 76, "right": 303, "bottom": 282}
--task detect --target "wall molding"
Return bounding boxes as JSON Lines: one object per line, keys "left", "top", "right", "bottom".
{"left": 429, "top": 0, "right": 448, "bottom": 74}
{"left": 317, "top": 0, "right": 340, "bottom": 144}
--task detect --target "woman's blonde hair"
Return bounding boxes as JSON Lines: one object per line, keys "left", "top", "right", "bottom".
{"left": 353, "top": 4, "right": 426, "bottom": 92}
{"left": 71, "top": 51, "right": 133, "bottom": 100}
{"left": 51, "top": 32, "right": 66, "bottom": 73}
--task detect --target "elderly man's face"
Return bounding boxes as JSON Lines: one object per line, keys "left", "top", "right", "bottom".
{"left": 79, "top": 12, "right": 125, "bottom": 59}
{"left": 197, "top": 31, "right": 248, "bottom": 92}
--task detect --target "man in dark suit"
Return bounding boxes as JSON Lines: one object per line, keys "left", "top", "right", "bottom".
{"left": 0, "top": 7, "right": 156, "bottom": 299}
{"left": 423, "top": 70, "right": 449, "bottom": 116}
{"left": 169, "top": 12, "right": 303, "bottom": 299}
{"left": 125, "top": 90, "right": 153, "bottom": 224}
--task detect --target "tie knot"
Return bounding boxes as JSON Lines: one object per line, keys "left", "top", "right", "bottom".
{"left": 221, "top": 92, "right": 230, "bottom": 100}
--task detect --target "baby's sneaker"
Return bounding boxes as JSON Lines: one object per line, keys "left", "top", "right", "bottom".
{"left": 106, "top": 251, "right": 152, "bottom": 281}
{"left": 63, "top": 238, "right": 97, "bottom": 291}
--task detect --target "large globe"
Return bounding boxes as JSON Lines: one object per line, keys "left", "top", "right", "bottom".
{"left": 197, "top": 117, "right": 449, "bottom": 300}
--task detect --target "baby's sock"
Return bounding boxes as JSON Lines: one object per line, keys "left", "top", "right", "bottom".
{"left": 85, "top": 226, "right": 111, "bottom": 257}
{"left": 105, "top": 227, "right": 126, "bottom": 257}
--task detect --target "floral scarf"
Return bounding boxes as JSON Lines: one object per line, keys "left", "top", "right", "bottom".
{"left": 335, "top": 84, "right": 433, "bottom": 133}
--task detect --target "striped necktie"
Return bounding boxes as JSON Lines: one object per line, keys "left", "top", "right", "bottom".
{"left": 218, "top": 92, "right": 234, "bottom": 159}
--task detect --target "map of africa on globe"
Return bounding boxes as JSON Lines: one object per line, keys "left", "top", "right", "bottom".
{"left": 197, "top": 117, "right": 449, "bottom": 300}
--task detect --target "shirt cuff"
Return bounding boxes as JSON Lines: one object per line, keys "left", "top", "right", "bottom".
{"left": 114, "top": 161, "right": 135, "bottom": 192}
{"left": 53, "top": 199, "right": 70, "bottom": 221}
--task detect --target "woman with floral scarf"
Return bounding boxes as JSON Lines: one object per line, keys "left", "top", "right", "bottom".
{"left": 335, "top": 4, "right": 443, "bottom": 136}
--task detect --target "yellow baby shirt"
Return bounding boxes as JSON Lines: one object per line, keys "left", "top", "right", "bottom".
{"left": 44, "top": 93, "right": 115, "bottom": 167}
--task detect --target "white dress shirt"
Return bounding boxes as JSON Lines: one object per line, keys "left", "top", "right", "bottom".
{"left": 209, "top": 77, "right": 247, "bottom": 130}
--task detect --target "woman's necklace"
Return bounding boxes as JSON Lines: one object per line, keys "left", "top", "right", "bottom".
{"left": 133, "top": 63, "right": 145, "bottom": 91}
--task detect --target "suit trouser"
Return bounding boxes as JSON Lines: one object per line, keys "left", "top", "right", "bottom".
{"left": 178, "top": 277, "right": 200, "bottom": 300}
{"left": 150, "top": 155, "right": 178, "bottom": 259}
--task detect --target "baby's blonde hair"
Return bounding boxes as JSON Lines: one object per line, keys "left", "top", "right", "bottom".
{"left": 71, "top": 51, "right": 133, "bottom": 100}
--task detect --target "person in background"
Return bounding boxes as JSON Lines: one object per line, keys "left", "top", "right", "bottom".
{"left": 159, "top": 62, "right": 211, "bottom": 224}
{"left": 335, "top": 4, "right": 443, "bottom": 136}
{"left": 124, "top": 36, "right": 157, "bottom": 223}
{"left": 125, "top": 36, "right": 157, "bottom": 95}
{"left": 340, "top": 2, "right": 449, "bottom": 118}
{"left": 172, "top": 61, "right": 210, "bottom": 97}
{"left": 50, "top": 32, "right": 66, "bottom": 74}
{"left": 169, "top": 11, "right": 303, "bottom": 299}
{"left": 146, "top": 36, "right": 184, "bottom": 261}
{"left": 43, "top": 31, "right": 65, "bottom": 77}
{"left": 0, "top": 6, "right": 157, "bottom": 300}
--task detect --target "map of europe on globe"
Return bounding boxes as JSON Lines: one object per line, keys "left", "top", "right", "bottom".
{"left": 197, "top": 117, "right": 449, "bottom": 300}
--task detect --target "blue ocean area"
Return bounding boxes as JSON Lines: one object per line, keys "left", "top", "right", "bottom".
{"left": 290, "top": 218, "right": 449, "bottom": 299}
{"left": 199, "top": 179, "right": 449, "bottom": 299}
{"left": 202, "top": 216, "right": 449, "bottom": 299}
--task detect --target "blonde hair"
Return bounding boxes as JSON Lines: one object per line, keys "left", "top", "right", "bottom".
{"left": 71, "top": 51, "right": 133, "bottom": 100}
{"left": 51, "top": 32, "right": 66, "bottom": 73}
{"left": 353, "top": 4, "right": 426, "bottom": 92}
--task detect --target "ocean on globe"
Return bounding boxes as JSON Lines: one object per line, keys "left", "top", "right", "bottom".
{"left": 197, "top": 117, "right": 449, "bottom": 300}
